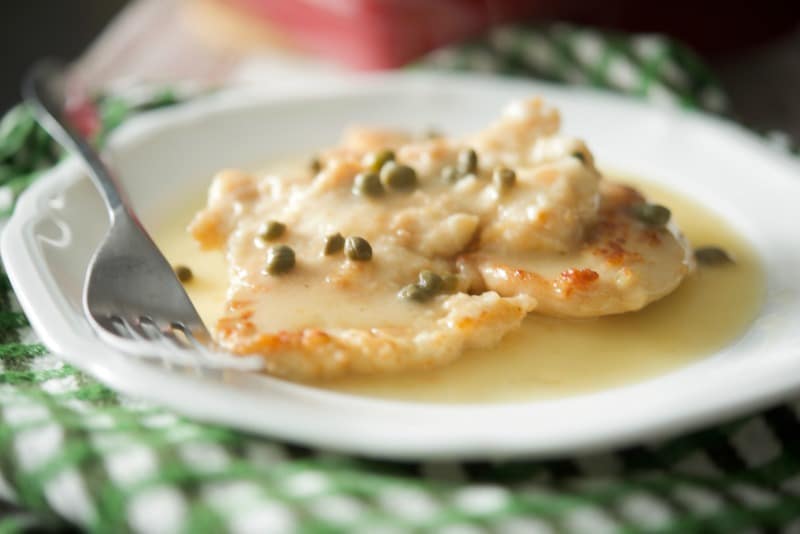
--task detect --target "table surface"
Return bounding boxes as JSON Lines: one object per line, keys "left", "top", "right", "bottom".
{"left": 714, "top": 28, "right": 800, "bottom": 141}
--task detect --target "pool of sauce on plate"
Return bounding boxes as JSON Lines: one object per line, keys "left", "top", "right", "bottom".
{"left": 154, "top": 174, "right": 764, "bottom": 404}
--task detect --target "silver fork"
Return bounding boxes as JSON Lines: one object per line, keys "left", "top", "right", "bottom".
{"left": 23, "top": 61, "right": 261, "bottom": 371}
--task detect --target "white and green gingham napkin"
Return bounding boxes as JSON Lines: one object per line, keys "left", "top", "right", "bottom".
{"left": 2, "top": 24, "right": 799, "bottom": 533}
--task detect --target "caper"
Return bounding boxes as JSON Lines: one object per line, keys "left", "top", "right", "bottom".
{"left": 174, "top": 265, "right": 193, "bottom": 283}
{"left": 344, "top": 236, "right": 372, "bottom": 261}
{"left": 418, "top": 270, "right": 443, "bottom": 293}
{"left": 441, "top": 273, "right": 459, "bottom": 293}
{"left": 363, "top": 149, "right": 395, "bottom": 173}
{"left": 265, "top": 245, "right": 295, "bottom": 275}
{"left": 400, "top": 271, "right": 451, "bottom": 303}
{"left": 630, "top": 203, "right": 671, "bottom": 227}
{"left": 571, "top": 151, "right": 586, "bottom": 163}
{"left": 258, "top": 220, "right": 286, "bottom": 241}
{"left": 398, "top": 284, "right": 432, "bottom": 303}
{"left": 310, "top": 156, "right": 322, "bottom": 173}
{"left": 380, "top": 162, "right": 417, "bottom": 192}
{"left": 323, "top": 233, "right": 345, "bottom": 255}
{"left": 457, "top": 147, "right": 478, "bottom": 175}
{"left": 493, "top": 167, "right": 516, "bottom": 191}
{"left": 695, "top": 246, "right": 734, "bottom": 266}
{"left": 441, "top": 165, "right": 459, "bottom": 183}
{"left": 424, "top": 128, "right": 443, "bottom": 139}
{"left": 352, "top": 172, "right": 384, "bottom": 197}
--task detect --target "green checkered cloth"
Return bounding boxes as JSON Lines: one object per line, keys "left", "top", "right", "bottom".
{"left": 1, "top": 23, "right": 799, "bottom": 533}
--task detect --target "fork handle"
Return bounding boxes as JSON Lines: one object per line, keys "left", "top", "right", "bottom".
{"left": 23, "top": 61, "right": 128, "bottom": 221}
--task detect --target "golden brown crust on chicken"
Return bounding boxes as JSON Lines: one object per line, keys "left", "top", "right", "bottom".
{"left": 474, "top": 181, "right": 692, "bottom": 317}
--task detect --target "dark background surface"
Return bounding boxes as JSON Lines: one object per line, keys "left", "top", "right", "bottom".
{"left": 1, "top": 1, "right": 798, "bottom": 138}
{"left": 0, "top": 1, "right": 129, "bottom": 114}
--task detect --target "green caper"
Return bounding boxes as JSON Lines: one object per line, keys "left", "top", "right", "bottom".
{"left": 352, "top": 172, "right": 384, "bottom": 197}
{"left": 441, "top": 273, "right": 459, "bottom": 293}
{"left": 398, "top": 284, "right": 432, "bottom": 303}
{"left": 441, "top": 165, "right": 459, "bottom": 183}
{"left": 310, "top": 156, "right": 322, "bottom": 173}
{"left": 630, "top": 203, "right": 671, "bottom": 227}
{"left": 571, "top": 151, "right": 586, "bottom": 163}
{"left": 418, "top": 270, "right": 443, "bottom": 293}
{"left": 424, "top": 128, "right": 443, "bottom": 140}
{"left": 258, "top": 220, "right": 286, "bottom": 241}
{"left": 174, "top": 265, "right": 193, "bottom": 283}
{"left": 493, "top": 167, "right": 516, "bottom": 191}
{"left": 695, "top": 246, "right": 734, "bottom": 266}
{"left": 344, "top": 236, "right": 372, "bottom": 261}
{"left": 380, "top": 162, "right": 418, "bottom": 192}
{"left": 264, "top": 245, "right": 295, "bottom": 275}
{"left": 323, "top": 233, "right": 345, "bottom": 255}
{"left": 457, "top": 147, "right": 478, "bottom": 175}
{"left": 363, "top": 149, "right": 395, "bottom": 173}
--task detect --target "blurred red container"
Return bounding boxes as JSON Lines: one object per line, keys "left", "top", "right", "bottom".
{"left": 221, "top": 0, "right": 800, "bottom": 68}
{"left": 221, "top": 0, "right": 554, "bottom": 69}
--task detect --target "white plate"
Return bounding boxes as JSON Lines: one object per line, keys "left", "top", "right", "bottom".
{"left": 4, "top": 72, "right": 800, "bottom": 460}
